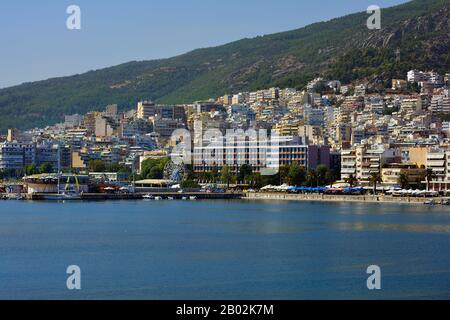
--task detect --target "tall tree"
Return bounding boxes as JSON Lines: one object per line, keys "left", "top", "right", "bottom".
{"left": 238, "top": 164, "right": 253, "bottom": 184}
{"left": 220, "top": 165, "right": 232, "bottom": 189}
{"left": 305, "top": 169, "right": 318, "bottom": 187}
{"left": 287, "top": 162, "right": 306, "bottom": 186}
{"left": 345, "top": 174, "right": 357, "bottom": 188}
{"left": 398, "top": 170, "right": 410, "bottom": 189}
{"left": 369, "top": 172, "right": 382, "bottom": 195}
{"left": 425, "top": 168, "right": 436, "bottom": 191}
{"left": 316, "top": 165, "right": 328, "bottom": 186}
{"left": 39, "top": 162, "right": 54, "bottom": 174}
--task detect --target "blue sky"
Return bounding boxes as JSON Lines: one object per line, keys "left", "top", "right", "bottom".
{"left": 0, "top": 0, "right": 408, "bottom": 88}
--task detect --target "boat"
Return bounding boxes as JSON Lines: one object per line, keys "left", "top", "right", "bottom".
{"left": 142, "top": 194, "right": 155, "bottom": 200}
{"left": 40, "top": 172, "right": 82, "bottom": 201}
{"left": 424, "top": 199, "right": 437, "bottom": 205}
{"left": 154, "top": 196, "right": 163, "bottom": 201}
{"left": 167, "top": 196, "right": 175, "bottom": 200}
{"left": 42, "top": 190, "right": 82, "bottom": 201}
{"left": 189, "top": 196, "right": 197, "bottom": 200}
{"left": 5, "top": 193, "right": 25, "bottom": 200}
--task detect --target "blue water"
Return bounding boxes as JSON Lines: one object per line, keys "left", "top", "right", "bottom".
{"left": 0, "top": 199, "right": 449, "bottom": 300}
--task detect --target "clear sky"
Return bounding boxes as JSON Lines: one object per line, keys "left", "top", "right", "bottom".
{"left": 0, "top": 0, "right": 408, "bottom": 88}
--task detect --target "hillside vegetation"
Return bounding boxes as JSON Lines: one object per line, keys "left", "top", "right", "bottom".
{"left": 0, "top": 0, "right": 448, "bottom": 132}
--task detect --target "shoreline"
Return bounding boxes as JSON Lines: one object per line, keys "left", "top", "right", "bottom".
{"left": 244, "top": 192, "right": 449, "bottom": 205}
{"left": 2, "top": 192, "right": 449, "bottom": 206}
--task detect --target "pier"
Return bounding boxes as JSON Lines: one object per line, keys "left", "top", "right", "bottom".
{"left": 25, "top": 192, "right": 243, "bottom": 201}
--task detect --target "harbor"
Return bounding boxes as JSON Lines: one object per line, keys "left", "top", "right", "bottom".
{"left": 24, "top": 191, "right": 243, "bottom": 201}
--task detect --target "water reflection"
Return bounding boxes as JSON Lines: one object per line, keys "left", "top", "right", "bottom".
{"left": 333, "top": 222, "right": 450, "bottom": 234}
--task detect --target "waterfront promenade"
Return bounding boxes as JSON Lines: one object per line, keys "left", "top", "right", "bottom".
{"left": 244, "top": 192, "right": 449, "bottom": 205}
{"left": 4, "top": 191, "right": 448, "bottom": 205}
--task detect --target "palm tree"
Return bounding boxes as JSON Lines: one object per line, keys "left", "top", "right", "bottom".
{"left": 220, "top": 165, "right": 232, "bottom": 189}
{"left": 398, "top": 170, "right": 410, "bottom": 189}
{"left": 369, "top": 172, "right": 382, "bottom": 195}
{"left": 306, "top": 169, "right": 318, "bottom": 187}
{"left": 425, "top": 168, "right": 436, "bottom": 191}
{"left": 345, "top": 174, "right": 357, "bottom": 188}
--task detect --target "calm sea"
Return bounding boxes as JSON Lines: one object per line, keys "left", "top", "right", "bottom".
{"left": 0, "top": 199, "right": 449, "bottom": 300}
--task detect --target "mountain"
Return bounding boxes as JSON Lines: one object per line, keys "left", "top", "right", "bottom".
{"left": 0, "top": 0, "right": 448, "bottom": 132}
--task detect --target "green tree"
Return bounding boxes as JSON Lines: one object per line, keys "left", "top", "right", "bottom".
{"left": 316, "top": 165, "right": 329, "bottom": 186}
{"left": 148, "top": 167, "right": 163, "bottom": 179}
{"left": 238, "top": 164, "right": 253, "bottom": 183}
{"left": 369, "top": 172, "right": 382, "bottom": 195}
{"left": 325, "top": 169, "right": 339, "bottom": 187}
{"left": 220, "top": 165, "right": 232, "bottom": 188}
{"left": 287, "top": 162, "right": 306, "bottom": 186}
{"left": 181, "top": 180, "right": 200, "bottom": 189}
{"left": 140, "top": 158, "right": 169, "bottom": 180}
{"left": 89, "top": 160, "right": 106, "bottom": 173}
{"left": 425, "top": 168, "right": 436, "bottom": 191}
{"left": 345, "top": 174, "right": 357, "bottom": 188}
{"left": 279, "top": 165, "right": 290, "bottom": 185}
{"left": 39, "top": 162, "right": 54, "bottom": 174}
{"left": 24, "top": 164, "right": 38, "bottom": 176}
{"left": 398, "top": 170, "right": 410, "bottom": 189}
{"left": 305, "top": 169, "right": 318, "bottom": 187}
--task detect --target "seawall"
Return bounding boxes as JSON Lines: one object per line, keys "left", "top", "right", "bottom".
{"left": 244, "top": 192, "right": 445, "bottom": 205}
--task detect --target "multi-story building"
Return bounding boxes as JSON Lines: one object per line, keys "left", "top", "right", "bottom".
{"left": 137, "top": 101, "right": 156, "bottom": 119}
{"left": 340, "top": 149, "right": 357, "bottom": 181}
{"left": 0, "top": 142, "right": 35, "bottom": 170}
{"left": 426, "top": 148, "right": 447, "bottom": 183}
{"left": 152, "top": 118, "right": 186, "bottom": 139}
{"left": 83, "top": 112, "right": 102, "bottom": 136}
{"left": 340, "top": 144, "right": 400, "bottom": 185}
{"left": 430, "top": 95, "right": 450, "bottom": 114}
{"left": 193, "top": 135, "right": 329, "bottom": 174}
{"left": 400, "top": 98, "right": 422, "bottom": 114}
{"left": 355, "top": 144, "right": 400, "bottom": 186}
{"left": 407, "top": 70, "right": 427, "bottom": 83}
{"left": 137, "top": 101, "right": 186, "bottom": 121}
{"left": 381, "top": 163, "right": 425, "bottom": 187}
{"left": 35, "top": 144, "right": 60, "bottom": 169}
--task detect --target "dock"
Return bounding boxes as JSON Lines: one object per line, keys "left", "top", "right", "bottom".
{"left": 25, "top": 192, "right": 243, "bottom": 201}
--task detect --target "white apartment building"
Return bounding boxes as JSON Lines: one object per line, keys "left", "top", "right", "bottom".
{"left": 400, "top": 98, "right": 422, "bottom": 114}
{"left": 430, "top": 95, "right": 450, "bottom": 114}
{"left": 341, "top": 144, "right": 400, "bottom": 185}
{"left": 137, "top": 101, "right": 156, "bottom": 119}
{"left": 426, "top": 148, "right": 448, "bottom": 183}
{"left": 425, "top": 148, "right": 450, "bottom": 191}
{"left": 407, "top": 70, "right": 427, "bottom": 83}
{"left": 340, "top": 149, "right": 357, "bottom": 180}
